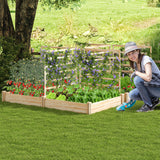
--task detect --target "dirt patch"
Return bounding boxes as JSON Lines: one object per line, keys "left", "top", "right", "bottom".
{"left": 133, "top": 18, "right": 160, "bottom": 29}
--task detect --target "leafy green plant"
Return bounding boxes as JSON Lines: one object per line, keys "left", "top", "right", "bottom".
{"left": 46, "top": 92, "right": 56, "bottom": 99}
{"left": 66, "top": 87, "right": 120, "bottom": 103}
{"left": 56, "top": 94, "right": 66, "bottom": 101}
{"left": 9, "top": 59, "right": 44, "bottom": 84}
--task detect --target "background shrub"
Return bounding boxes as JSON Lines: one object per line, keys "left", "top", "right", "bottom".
{"left": 0, "top": 37, "right": 30, "bottom": 91}
{"left": 9, "top": 59, "right": 44, "bottom": 84}
{"left": 147, "top": 0, "right": 160, "bottom": 7}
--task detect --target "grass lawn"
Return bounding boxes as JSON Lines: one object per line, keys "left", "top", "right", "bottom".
{"left": 1, "top": 94, "right": 160, "bottom": 160}
{"left": 9, "top": 0, "right": 160, "bottom": 52}
{"left": 31, "top": 0, "right": 160, "bottom": 51}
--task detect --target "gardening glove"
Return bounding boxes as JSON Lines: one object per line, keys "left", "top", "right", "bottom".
{"left": 130, "top": 71, "right": 136, "bottom": 82}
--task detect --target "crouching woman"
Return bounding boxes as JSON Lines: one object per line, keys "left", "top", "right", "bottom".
{"left": 125, "top": 42, "right": 160, "bottom": 112}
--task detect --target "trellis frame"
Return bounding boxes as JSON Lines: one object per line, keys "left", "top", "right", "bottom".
{"left": 42, "top": 46, "right": 122, "bottom": 97}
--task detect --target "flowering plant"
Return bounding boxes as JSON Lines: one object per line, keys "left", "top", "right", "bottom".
{"left": 41, "top": 48, "right": 75, "bottom": 88}
{"left": 3, "top": 80, "right": 45, "bottom": 97}
{"left": 121, "top": 76, "right": 135, "bottom": 93}
{"left": 41, "top": 48, "right": 121, "bottom": 92}
{"left": 3, "top": 59, "right": 46, "bottom": 97}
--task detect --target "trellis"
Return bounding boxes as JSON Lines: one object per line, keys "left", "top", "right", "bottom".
{"left": 41, "top": 46, "right": 122, "bottom": 97}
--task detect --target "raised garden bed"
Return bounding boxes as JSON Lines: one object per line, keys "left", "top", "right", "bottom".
{"left": 2, "top": 91, "right": 129, "bottom": 114}
{"left": 2, "top": 46, "right": 136, "bottom": 114}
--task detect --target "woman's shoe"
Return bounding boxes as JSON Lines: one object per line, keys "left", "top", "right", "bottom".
{"left": 151, "top": 97, "right": 160, "bottom": 109}
{"left": 116, "top": 103, "right": 127, "bottom": 111}
{"left": 136, "top": 104, "right": 153, "bottom": 112}
{"left": 126, "top": 99, "right": 136, "bottom": 108}
{"left": 116, "top": 99, "right": 136, "bottom": 111}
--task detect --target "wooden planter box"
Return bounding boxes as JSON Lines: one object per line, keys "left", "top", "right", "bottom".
{"left": 2, "top": 91, "right": 129, "bottom": 114}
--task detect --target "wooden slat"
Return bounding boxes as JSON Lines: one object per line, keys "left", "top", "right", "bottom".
{"left": 121, "top": 70, "right": 133, "bottom": 73}
{"left": 45, "top": 99, "right": 88, "bottom": 114}
{"left": 2, "top": 91, "right": 6, "bottom": 102}
{"left": 124, "top": 92, "right": 129, "bottom": 102}
{"left": 81, "top": 82, "right": 119, "bottom": 88}
{"left": 87, "top": 44, "right": 111, "bottom": 47}
{"left": 155, "top": 60, "right": 160, "bottom": 63}
{"left": 47, "top": 86, "right": 56, "bottom": 90}
{"left": 85, "top": 48, "right": 112, "bottom": 52}
{"left": 5, "top": 92, "right": 43, "bottom": 107}
{"left": 91, "top": 96, "right": 121, "bottom": 114}
{"left": 122, "top": 64, "right": 130, "bottom": 67}
{"left": 121, "top": 94, "right": 125, "bottom": 104}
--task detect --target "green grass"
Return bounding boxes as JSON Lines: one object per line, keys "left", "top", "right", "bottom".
{"left": 1, "top": 93, "right": 160, "bottom": 160}
{"left": 30, "top": 0, "right": 160, "bottom": 51}
{"left": 8, "top": 0, "right": 160, "bottom": 57}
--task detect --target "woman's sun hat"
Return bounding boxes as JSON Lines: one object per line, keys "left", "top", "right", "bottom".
{"left": 124, "top": 42, "right": 140, "bottom": 56}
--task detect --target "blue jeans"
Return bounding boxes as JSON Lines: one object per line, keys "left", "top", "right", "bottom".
{"left": 129, "top": 76, "right": 160, "bottom": 106}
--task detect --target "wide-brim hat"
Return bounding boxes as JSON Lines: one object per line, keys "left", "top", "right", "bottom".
{"left": 124, "top": 42, "right": 140, "bottom": 56}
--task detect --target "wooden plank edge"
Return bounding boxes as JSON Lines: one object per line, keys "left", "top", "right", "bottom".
{"left": 2, "top": 91, "right": 6, "bottom": 102}
{"left": 2, "top": 92, "right": 129, "bottom": 114}
{"left": 91, "top": 101, "right": 121, "bottom": 114}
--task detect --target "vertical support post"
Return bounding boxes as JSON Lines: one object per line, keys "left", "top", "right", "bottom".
{"left": 118, "top": 50, "right": 121, "bottom": 93}
{"left": 87, "top": 102, "right": 92, "bottom": 115}
{"left": 76, "top": 64, "right": 78, "bottom": 84}
{"left": 121, "top": 93, "right": 125, "bottom": 104}
{"left": 124, "top": 92, "right": 129, "bottom": 103}
{"left": 44, "top": 65, "right": 47, "bottom": 97}
{"left": 2, "top": 91, "right": 6, "bottom": 102}
{"left": 79, "top": 64, "right": 81, "bottom": 88}
{"left": 42, "top": 96, "right": 46, "bottom": 107}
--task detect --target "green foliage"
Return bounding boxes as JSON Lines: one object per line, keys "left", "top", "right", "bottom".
{"left": 121, "top": 76, "right": 135, "bottom": 93}
{"left": 2, "top": 59, "right": 44, "bottom": 96}
{"left": 39, "top": 0, "right": 81, "bottom": 10}
{"left": 56, "top": 94, "right": 66, "bottom": 101}
{"left": 67, "top": 87, "right": 120, "bottom": 103}
{"left": 0, "top": 37, "right": 30, "bottom": 91}
{"left": 46, "top": 92, "right": 56, "bottom": 99}
{"left": 147, "top": 0, "right": 160, "bottom": 7}
{"left": 9, "top": 59, "right": 44, "bottom": 84}
{"left": 148, "top": 23, "right": 160, "bottom": 67}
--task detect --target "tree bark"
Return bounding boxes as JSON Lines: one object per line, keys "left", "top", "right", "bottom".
{"left": 15, "top": 0, "right": 38, "bottom": 54}
{"left": 0, "top": 0, "right": 15, "bottom": 37}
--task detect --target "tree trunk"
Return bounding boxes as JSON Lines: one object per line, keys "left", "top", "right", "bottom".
{"left": 15, "top": 0, "right": 38, "bottom": 56}
{"left": 0, "top": 0, "right": 15, "bottom": 37}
